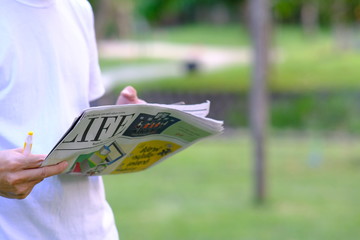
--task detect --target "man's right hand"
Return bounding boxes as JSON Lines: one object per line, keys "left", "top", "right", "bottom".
{"left": 0, "top": 148, "right": 68, "bottom": 199}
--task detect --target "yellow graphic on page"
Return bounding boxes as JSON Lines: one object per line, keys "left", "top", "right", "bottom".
{"left": 111, "top": 140, "right": 181, "bottom": 174}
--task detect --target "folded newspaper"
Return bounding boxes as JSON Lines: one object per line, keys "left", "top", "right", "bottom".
{"left": 42, "top": 101, "right": 223, "bottom": 176}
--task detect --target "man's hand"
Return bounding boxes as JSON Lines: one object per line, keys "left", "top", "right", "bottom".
{"left": 0, "top": 149, "right": 68, "bottom": 199}
{"left": 116, "top": 86, "right": 146, "bottom": 105}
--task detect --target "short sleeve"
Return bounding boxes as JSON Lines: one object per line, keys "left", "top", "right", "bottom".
{"left": 85, "top": 1, "right": 105, "bottom": 101}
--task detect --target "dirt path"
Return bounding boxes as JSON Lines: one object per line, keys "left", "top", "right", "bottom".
{"left": 98, "top": 40, "right": 251, "bottom": 90}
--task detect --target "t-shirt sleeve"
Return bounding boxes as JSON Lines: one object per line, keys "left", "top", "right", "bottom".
{"left": 85, "top": 2, "right": 105, "bottom": 102}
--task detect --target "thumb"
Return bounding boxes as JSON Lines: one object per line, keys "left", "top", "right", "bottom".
{"left": 116, "top": 86, "right": 145, "bottom": 105}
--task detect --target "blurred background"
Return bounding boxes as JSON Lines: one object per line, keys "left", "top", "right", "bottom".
{"left": 89, "top": 0, "right": 360, "bottom": 239}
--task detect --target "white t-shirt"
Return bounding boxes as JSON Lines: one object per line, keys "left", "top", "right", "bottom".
{"left": 0, "top": 0, "right": 118, "bottom": 239}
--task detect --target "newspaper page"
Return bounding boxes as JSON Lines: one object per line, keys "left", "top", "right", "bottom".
{"left": 42, "top": 101, "right": 223, "bottom": 176}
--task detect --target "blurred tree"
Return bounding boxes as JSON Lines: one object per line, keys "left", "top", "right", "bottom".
{"left": 273, "top": 0, "right": 320, "bottom": 36}
{"left": 114, "top": 0, "right": 134, "bottom": 38}
{"left": 92, "top": 0, "right": 112, "bottom": 39}
{"left": 89, "top": 0, "right": 134, "bottom": 39}
{"left": 89, "top": 0, "right": 360, "bottom": 49}
{"left": 301, "top": 0, "right": 320, "bottom": 36}
{"left": 249, "top": 0, "right": 271, "bottom": 204}
{"left": 273, "top": 0, "right": 302, "bottom": 23}
{"left": 324, "top": 0, "right": 360, "bottom": 50}
{"left": 135, "top": 0, "right": 247, "bottom": 26}
{"left": 332, "top": 0, "right": 351, "bottom": 50}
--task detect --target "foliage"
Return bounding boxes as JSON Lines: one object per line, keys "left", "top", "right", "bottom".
{"left": 223, "top": 92, "right": 360, "bottom": 133}
{"left": 132, "top": 0, "right": 360, "bottom": 26}
{"left": 270, "top": 93, "right": 360, "bottom": 134}
{"left": 89, "top": 0, "right": 360, "bottom": 30}
{"left": 134, "top": 0, "right": 245, "bottom": 25}
{"left": 273, "top": 0, "right": 360, "bottom": 25}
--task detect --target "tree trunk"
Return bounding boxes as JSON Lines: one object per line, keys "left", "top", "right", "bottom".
{"left": 94, "top": 0, "right": 113, "bottom": 40}
{"left": 249, "top": 0, "right": 271, "bottom": 204}
{"left": 301, "top": 0, "right": 319, "bottom": 37}
{"left": 332, "top": 0, "right": 351, "bottom": 50}
{"left": 238, "top": 0, "right": 251, "bottom": 30}
{"left": 114, "top": 0, "right": 134, "bottom": 38}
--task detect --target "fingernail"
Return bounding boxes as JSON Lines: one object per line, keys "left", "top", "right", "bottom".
{"left": 61, "top": 161, "right": 69, "bottom": 167}
{"left": 122, "top": 89, "right": 131, "bottom": 96}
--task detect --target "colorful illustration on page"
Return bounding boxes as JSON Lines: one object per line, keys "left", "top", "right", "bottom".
{"left": 123, "top": 112, "right": 180, "bottom": 137}
{"left": 111, "top": 140, "right": 181, "bottom": 174}
{"left": 69, "top": 141, "right": 125, "bottom": 175}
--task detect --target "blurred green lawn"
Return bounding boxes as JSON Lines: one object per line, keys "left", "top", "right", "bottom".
{"left": 141, "top": 24, "right": 251, "bottom": 47}
{"left": 104, "top": 133, "right": 360, "bottom": 240}
{"left": 101, "top": 25, "right": 360, "bottom": 238}
{"left": 102, "top": 25, "right": 360, "bottom": 93}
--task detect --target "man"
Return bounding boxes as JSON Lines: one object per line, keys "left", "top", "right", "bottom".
{"left": 0, "top": 0, "right": 142, "bottom": 239}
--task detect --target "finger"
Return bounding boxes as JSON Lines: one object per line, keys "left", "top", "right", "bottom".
{"left": 136, "top": 98, "right": 146, "bottom": 104}
{"left": 12, "top": 148, "right": 47, "bottom": 169}
{"left": 121, "top": 86, "right": 137, "bottom": 100}
{"left": 22, "top": 154, "right": 47, "bottom": 169}
{"left": 116, "top": 86, "right": 141, "bottom": 105}
{"left": 121, "top": 86, "right": 146, "bottom": 104}
{"left": 20, "top": 161, "right": 69, "bottom": 182}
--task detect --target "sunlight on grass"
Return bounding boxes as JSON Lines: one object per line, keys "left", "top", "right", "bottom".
{"left": 141, "top": 24, "right": 250, "bottom": 47}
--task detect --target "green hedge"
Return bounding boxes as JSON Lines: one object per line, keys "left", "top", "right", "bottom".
{"left": 228, "top": 92, "right": 360, "bottom": 134}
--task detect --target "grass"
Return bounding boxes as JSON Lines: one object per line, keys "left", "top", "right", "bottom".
{"left": 271, "top": 27, "right": 360, "bottom": 92}
{"left": 102, "top": 25, "right": 360, "bottom": 93}
{"left": 141, "top": 24, "right": 251, "bottom": 47}
{"left": 99, "top": 58, "right": 168, "bottom": 70}
{"left": 104, "top": 133, "right": 360, "bottom": 239}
